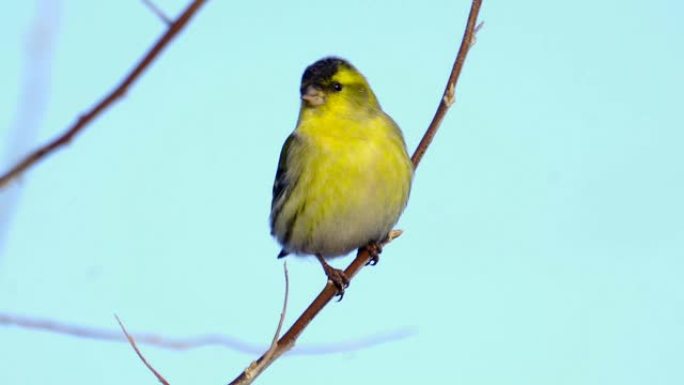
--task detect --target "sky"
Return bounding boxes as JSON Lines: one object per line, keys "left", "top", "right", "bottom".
{"left": 1, "top": 0, "right": 683, "bottom": 384}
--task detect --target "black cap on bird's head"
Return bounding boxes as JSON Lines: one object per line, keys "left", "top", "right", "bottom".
{"left": 299, "top": 57, "right": 354, "bottom": 107}
{"left": 298, "top": 56, "right": 378, "bottom": 109}
{"left": 300, "top": 57, "right": 351, "bottom": 94}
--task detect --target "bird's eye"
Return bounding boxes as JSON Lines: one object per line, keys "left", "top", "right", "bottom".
{"left": 331, "top": 82, "right": 343, "bottom": 92}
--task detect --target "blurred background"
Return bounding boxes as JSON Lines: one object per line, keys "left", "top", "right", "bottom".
{"left": 1, "top": 0, "right": 683, "bottom": 384}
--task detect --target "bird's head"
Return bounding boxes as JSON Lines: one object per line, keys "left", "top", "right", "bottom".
{"left": 299, "top": 57, "right": 380, "bottom": 112}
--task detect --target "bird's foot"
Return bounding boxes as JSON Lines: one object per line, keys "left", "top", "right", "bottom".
{"left": 316, "top": 254, "right": 350, "bottom": 300}
{"left": 365, "top": 241, "right": 383, "bottom": 266}
{"left": 324, "top": 265, "right": 350, "bottom": 300}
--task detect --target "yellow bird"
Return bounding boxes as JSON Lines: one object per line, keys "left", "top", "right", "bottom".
{"left": 270, "top": 57, "right": 413, "bottom": 295}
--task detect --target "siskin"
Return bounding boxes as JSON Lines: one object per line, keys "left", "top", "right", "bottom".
{"left": 270, "top": 57, "right": 413, "bottom": 295}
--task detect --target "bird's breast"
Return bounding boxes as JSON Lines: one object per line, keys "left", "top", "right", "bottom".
{"left": 283, "top": 120, "right": 411, "bottom": 257}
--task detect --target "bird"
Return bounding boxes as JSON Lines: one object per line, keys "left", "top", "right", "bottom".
{"left": 270, "top": 57, "right": 413, "bottom": 297}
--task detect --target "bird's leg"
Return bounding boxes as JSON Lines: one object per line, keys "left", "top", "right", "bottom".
{"left": 315, "top": 254, "right": 349, "bottom": 299}
{"left": 365, "top": 241, "right": 383, "bottom": 266}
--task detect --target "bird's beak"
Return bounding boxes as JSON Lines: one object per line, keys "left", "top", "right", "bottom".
{"left": 301, "top": 84, "right": 325, "bottom": 107}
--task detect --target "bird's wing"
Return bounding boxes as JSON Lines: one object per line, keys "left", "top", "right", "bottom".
{"left": 270, "top": 133, "right": 300, "bottom": 228}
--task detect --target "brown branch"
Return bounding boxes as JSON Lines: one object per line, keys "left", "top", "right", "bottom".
{"left": 411, "top": 0, "right": 483, "bottom": 168}
{"left": 229, "top": 230, "right": 404, "bottom": 385}
{"left": 228, "top": 1, "right": 483, "bottom": 383}
{"left": 0, "top": 0, "right": 208, "bottom": 189}
{"left": 116, "top": 315, "right": 171, "bottom": 385}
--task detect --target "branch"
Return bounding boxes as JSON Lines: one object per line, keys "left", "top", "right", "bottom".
{"left": 0, "top": 0, "right": 208, "bottom": 189}
{"left": 411, "top": 0, "right": 483, "bottom": 168}
{"left": 229, "top": 231, "right": 403, "bottom": 385}
{"left": 228, "top": 1, "right": 483, "bottom": 383}
{"left": 267, "top": 262, "right": 290, "bottom": 357}
{"left": 240, "top": 262, "right": 289, "bottom": 383}
{"left": 0, "top": 311, "right": 411, "bottom": 354}
{"left": 117, "top": 262, "right": 291, "bottom": 385}
{"left": 117, "top": 315, "right": 171, "bottom": 385}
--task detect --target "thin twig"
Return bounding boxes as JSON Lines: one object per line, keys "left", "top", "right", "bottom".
{"left": 141, "top": 0, "right": 172, "bottom": 25}
{"left": 243, "top": 262, "right": 290, "bottom": 382}
{"left": 227, "top": 1, "right": 482, "bottom": 383}
{"left": 270, "top": 262, "right": 290, "bottom": 350}
{"left": 411, "top": 0, "right": 483, "bottom": 168}
{"left": 116, "top": 261, "right": 291, "bottom": 384}
{"left": 0, "top": 311, "right": 411, "bottom": 354}
{"left": 116, "top": 315, "right": 171, "bottom": 385}
{"left": 0, "top": 0, "right": 208, "bottom": 189}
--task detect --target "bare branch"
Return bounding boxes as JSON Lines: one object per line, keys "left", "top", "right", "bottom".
{"left": 241, "top": 262, "right": 290, "bottom": 382}
{"left": 411, "top": 0, "right": 483, "bottom": 168}
{"left": 228, "top": 231, "right": 405, "bottom": 385}
{"left": 269, "top": 262, "right": 290, "bottom": 352}
{"left": 227, "top": 0, "right": 483, "bottom": 382}
{"left": 0, "top": 0, "right": 208, "bottom": 189}
{"left": 116, "top": 315, "right": 171, "bottom": 385}
{"left": 117, "top": 263, "right": 290, "bottom": 385}
{"left": 0, "top": 311, "right": 410, "bottom": 354}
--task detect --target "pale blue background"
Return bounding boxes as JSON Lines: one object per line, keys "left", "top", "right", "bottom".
{"left": 1, "top": 0, "right": 683, "bottom": 384}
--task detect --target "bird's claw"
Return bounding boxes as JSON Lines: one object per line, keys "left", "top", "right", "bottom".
{"left": 365, "top": 242, "right": 383, "bottom": 266}
{"left": 322, "top": 264, "right": 350, "bottom": 301}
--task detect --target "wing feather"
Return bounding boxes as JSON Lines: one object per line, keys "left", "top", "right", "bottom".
{"left": 270, "top": 134, "right": 300, "bottom": 231}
